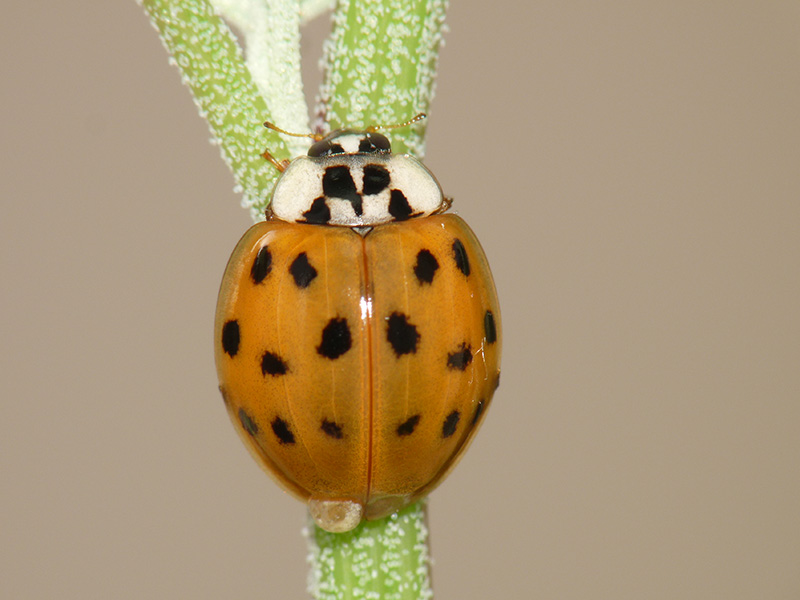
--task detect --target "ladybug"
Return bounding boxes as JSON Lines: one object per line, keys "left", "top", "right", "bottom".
{"left": 214, "top": 122, "right": 501, "bottom": 532}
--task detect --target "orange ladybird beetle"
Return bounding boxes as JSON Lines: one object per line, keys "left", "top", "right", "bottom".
{"left": 214, "top": 118, "right": 501, "bottom": 532}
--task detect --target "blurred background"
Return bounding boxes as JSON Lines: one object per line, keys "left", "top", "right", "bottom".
{"left": 2, "top": 2, "right": 799, "bottom": 598}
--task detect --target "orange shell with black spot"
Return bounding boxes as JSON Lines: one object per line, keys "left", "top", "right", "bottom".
{"left": 214, "top": 214, "right": 500, "bottom": 532}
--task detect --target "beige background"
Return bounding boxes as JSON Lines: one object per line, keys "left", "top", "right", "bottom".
{"left": 2, "top": 2, "right": 799, "bottom": 598}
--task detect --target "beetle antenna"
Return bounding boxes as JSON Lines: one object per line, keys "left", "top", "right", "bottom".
{"left": 262, "top": 122, "right": 322, "bottom": 172}
{"left": 263, "top": 121, "right": 324, "bottom": 141}
{"left": 366, "top": 113, "right": 427, "bottom": 133}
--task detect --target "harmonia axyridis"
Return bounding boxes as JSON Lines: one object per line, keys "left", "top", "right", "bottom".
{"left": 215, "top": 122, "right": 501, "bottom": 532}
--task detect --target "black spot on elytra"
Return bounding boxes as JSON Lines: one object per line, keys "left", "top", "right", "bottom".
{"left": 323, "top": 166, "right": 362, "bottom": 215}
{"left": 494, "top": 371, "right": 501, "bottom": 391}
{"left": 261, "top": 351, "right": 288, "bottom": 376}
{"left": 302, "top": 197, "right": 331, "bottom": 224}
{"left": 442, "top": 410, "right": 461, "bottom": 438}
{"left": 317, "top": 318, "right": 352, "bottom": 359}
{"left": 471, "top": 400, "right": 485, "bottom": 426}
{"left": 251, "top": 245, "right": 272, "bottom": 283}
{"left": 484, "top": 310, "right": 497, "bottom": 344}
{"left": 413, "top": 249, "right": 439, "bottom": 284}
{"left": 290, "top": 252, "right": 317, "bottom": 288}
{"left": 389, "top": 189, "right": 413, "bottom": 221}
{"left": 321, "top": 419, "right": 344, "bottom": 439}
{"left": 221, "top": 320, "right": 240, "bottom": 357}
{"left": 362, "top": 164, "right": 391, "bottom": 195}
{"left": 271, "top": 417, "right": 295, "bottom": 444}
{"left": 452, "top": 239, "right": 470, "bottom": 276}
{"left": 238, "top": 408, "right": 258, "bottom": 436}
{"left": 447, "top": 343, "right": 473, "bottom": 370}
{"left": 386, "top": 312, "right": 420, "bottom": 356}
{"left": 396, "top": 414, "right": 421, "bottom": 436}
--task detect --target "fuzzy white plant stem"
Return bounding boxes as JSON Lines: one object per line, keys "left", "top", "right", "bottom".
{"left": 210, "top": 0, "right": 310, "bottom": 157}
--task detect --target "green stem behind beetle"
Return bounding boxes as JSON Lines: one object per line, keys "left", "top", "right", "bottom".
{"left": 309, "top": 0, "right": 447, "bottom": 600}
{"left": 307, "top": 2, "right": 447, "bottom": 597}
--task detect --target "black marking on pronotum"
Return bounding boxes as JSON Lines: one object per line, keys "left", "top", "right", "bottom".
{"left": 362, "top": 164, "right": 391, "bottom": 195}
{"left": 484, "top": 310, "right": 497, "bottom": 344}
{"left": 238, "top": 408, "right": 258, "bottom": 436}
{"left": 413, "top": 249, "right": 439, "bottom": 285}
{"left": 386, "top": 312, "right": 420, "bottom": 357}
{"left": 452, "top": 239, "right": 470, "bottom": 276}
{"left": 322, "top": 166, "right": 358, "bottom": 198}
{"left": 442, "top": 410, "right": 461, "bottom": 438}
{"left": 221, "top": 320, "right": 240, "bottom": 357}
{"left": 323, "top": 166, "right": 362, "bottom": 216}
{"left": 302, "top": 197, "right": 331, "bottom": 224}
{"left": 388, "top": 189, "right": 413, "bottom": 221}
{"left": 251, "top": 245, "right": 272, "bottom": 283}
{"left": 290, "top": 252, "right": 318, "bottom": 288}
{"left": 471, "top": 400, "right": 485, "bottom": 426}
{"left": 271, "top": 416, "right": 295, "bottom": 444}
{"left": 320, "top": 419, "right": 344, "bottom": 439}
{"left": 396, "top": 414, "right": 421, "bottom": 436}
{"left": 317, "top": 318, "right": 352, "bottom": 359}
{"left": 261, "top": 351, "right": 288, "bottom": 376}
{"left": 447, "top": 343, "right": 473, "bottom": 370}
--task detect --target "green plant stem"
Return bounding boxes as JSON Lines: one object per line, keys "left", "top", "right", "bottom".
{"left": 320, "top": 0, "right": 448, "bottom": 156}
{"left": 308, "top": 502, "right": 433, "bottom": 600}
{"left": 307, "top": 2, "right": 448, "bottom": 598}
{"left": 140, "top": 0, "right": 290, "bottom": 214}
